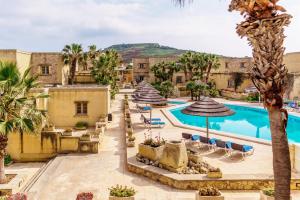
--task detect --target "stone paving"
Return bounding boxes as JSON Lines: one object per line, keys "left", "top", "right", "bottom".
{"left": 26, "top": 94, "right": 300, "bottom": 200}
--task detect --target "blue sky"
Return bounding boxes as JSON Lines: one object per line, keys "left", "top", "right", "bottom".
{"left": 0, "top": 0, "right": 299, "bottom": 57}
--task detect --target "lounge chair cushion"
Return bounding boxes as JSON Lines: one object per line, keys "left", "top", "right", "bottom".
{"left": 143, "top": 106, "right": 152, "bottom": 111}
{"left": 225, "top": 142, "right": 232, "bottom": 149}
{"left": 242, "top": 145, "right": 253, "bottom": 152}
{"left": 149, "top": 121, "right": 165, "bottom": 125}
{"left": 191, "top": 135, "right": 200, "bottom": 141}
{"left": 209, "top": 138, "right": 217, "bottom": 145}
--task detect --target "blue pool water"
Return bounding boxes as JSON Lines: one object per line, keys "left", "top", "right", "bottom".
{"left": 170, "top": 104, "right": 300, "bottom": 143}
{"left": 168, "top": 100, "right": 186, "bottom": 105}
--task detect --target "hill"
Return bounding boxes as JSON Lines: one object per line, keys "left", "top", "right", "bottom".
{"left": 106, "top": 43, "right": 187, "bottom": 63}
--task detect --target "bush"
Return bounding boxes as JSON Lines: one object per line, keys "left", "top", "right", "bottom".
{"left": 7, "top": 193, "right": 27, "bottom": 200}
{"left": 0, "top": 196, "right": 8, "bottom": 200}
{"left": 109, "top": 185, "right": 136, "bottom": 197}
{"left": 208, "top": 167, "right": 221, "bottom": 173}
{"left": 198, "top": 187, "right": 221, "bottom": 196}
{"left": 262, "top": 188, "right": 275, "bottom": 197}
{"left": 65, "top": 128, "right": 73, "bottom": 133}
{"left": 4, "top": 154, "right": 12, "bottom": 166}
{"left": 128, "top": 136, "right": 135, "bottom": 142}
{"left": 76, "top": 192, "right": 93, "bottom": 200}
{"left": 75, "top": 121, "right": 88, "bottom": 129}
{"left": 246, "top": 92, "right": 259, "bottom": 102}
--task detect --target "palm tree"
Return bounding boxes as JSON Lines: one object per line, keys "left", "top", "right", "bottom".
{"left": 204, "top": 54, "right": 220, "bottom": 84}
{"left": 167, "top": 62, "right": 181, "bottom": 82}
{"left": 176, "top": 0, "right": 292, "bottom": 199}
{"left": 62, "top": 44, "right": 85, "bottom": 85}
{"left": 178, "top": 51, "right": 194, "bottom": 81}
{"left": 0, "top": 62, "right": 46, "bottom": 183}
{"left": 160, "top": 81, "right": 174, "bottom": 98}
{"left": 186, "top": 81, "right": 196, "bottom": 100}
{"left": 91, "top": 50, "right": 120, "bottom": 99}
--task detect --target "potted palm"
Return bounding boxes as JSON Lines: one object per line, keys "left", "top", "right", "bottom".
{"left": 207, "top": 167, "right": 222, "bottom": 178}
{"left": 109, "top": 185, "right": 136, "bottom": 200}
{"left": 195, "top": 187, "right": 224, "bottom": 200}
{"left": 127, "top": 136, "right": 136, "bottom": 148}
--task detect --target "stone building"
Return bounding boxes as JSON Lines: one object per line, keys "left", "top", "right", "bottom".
{"left": 132, "top": 53, "right": 300, "bottom": 99}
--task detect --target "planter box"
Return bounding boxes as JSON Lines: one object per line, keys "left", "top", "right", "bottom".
{"left": 195, "top": 192, "right": 224, "bottom": 200}
{"left": 207, "top": 171, "right": 222, "bottom": 179}
{"left": 109, "top": 196, "right": 134, "bottom": 200}
{"left": 138, "top": 144, "right": 164, "bottom": 161}
{"left": 259, "top": 191, "right": 292, "bottom": 200}
{"left": 127, "top": 141, "right": 135, "bottom": 148}
{"left": 62, "top": 131, "right": 72, "bottom": 136}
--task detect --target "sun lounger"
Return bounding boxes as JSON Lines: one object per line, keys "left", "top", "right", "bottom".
{"left": 144, "top": 118, "right": 165, "bottom": 128}
{"left": 182, "top": 133, "right": 192, "bottom": 141}
{"left": 140, "top": 114, "right": 161, "bottom": 122}
{"left": 225, "top": 142, "right": 254, "bottom": 159}
{"left": 137, "top": 105, "right": 152, "bottom": 113}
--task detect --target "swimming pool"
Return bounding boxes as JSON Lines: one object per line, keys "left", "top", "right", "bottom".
{"left": 170, "top": 104, "right": 300, "bottom": 143}
{"left": 167, "top": 100, "right": 186, "bottom": 105}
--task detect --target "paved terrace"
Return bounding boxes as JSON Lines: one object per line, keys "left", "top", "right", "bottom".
{"left": 25, "top": 94, "right": 300, "bottom": 199}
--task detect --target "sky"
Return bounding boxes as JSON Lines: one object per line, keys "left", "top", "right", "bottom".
{"left": 0, "top": 0, "right": 299, "bottom": 57}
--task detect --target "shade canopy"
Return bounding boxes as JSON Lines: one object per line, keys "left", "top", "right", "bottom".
{"left": 132, "top": 93, "right": 167, "bottom": 105}
{"left": 181, "top": 97, "right": 235, "bottom": 117}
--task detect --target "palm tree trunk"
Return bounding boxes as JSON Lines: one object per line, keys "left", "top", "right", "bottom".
{"left": 205, "top": 64, "right": 212, "bottom": 84}
{"left": 0, "top": 155, "right": 6, "bottom": 184}
{"left": 268, "top": 107, "right": 291, "bottom": 200}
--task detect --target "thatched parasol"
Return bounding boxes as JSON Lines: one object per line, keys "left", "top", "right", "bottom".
{"left": 181, "top": 97, "right": 235, "bottom": 140}
{"left": 132, "top": 92, "right": 166, "bottom": 129}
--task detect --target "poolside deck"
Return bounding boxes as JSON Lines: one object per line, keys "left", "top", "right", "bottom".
{"left": 128, "top": 98, "right": 300, "bottom": 179}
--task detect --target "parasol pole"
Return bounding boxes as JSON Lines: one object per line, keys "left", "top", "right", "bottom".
{"left": 206, "top": 116, "right": 209, "bottom": 141}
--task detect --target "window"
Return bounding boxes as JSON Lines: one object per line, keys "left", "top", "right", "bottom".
{"left": 139, "top": 76, "right": 144, "bottom": 81}
{"left": 40, "top": 65, "right": 50, "bottom": 75}
{"left": 240, "top": 62, "right": 246, "bottom": 68}
{"left": 139, "top": 63, "right": 145, "bottom": 69}
{"left": 176, "top": 76, "right": 183, "bottom": 84}
{"left": 225, "top": 62, "right": 229, "bottom": 69}
{"left": 83, "top": 65, "right": 88, "bottom": 71}
{"left": 227, "top": 79, "right": 235, "bottom": 88}
{"left": 75, "top": 101, "right": 88, "bottom": 115}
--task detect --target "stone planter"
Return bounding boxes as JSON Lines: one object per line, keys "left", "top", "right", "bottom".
{"left": 109, "top": 196, "right": 134, "bottom": 200}
{"left": 159, "top": 141, "right": 188, "bottom": 172}
{"left": 259, "top": 191, "right": 292, "bottom": 200}
{"left": 195, "top": 192, "right": 224, "bottom": 200}
{"left": 138, "top": 144, "right": 165, "bottom": 161}
{"left": 127, "top": 141, "right": 135, "bottom": 148}
{"left": 188, "top": 153, "right": 203, "bottom": 163}
{"left": 207, "top": 171, "right": 222, "bottom": 179}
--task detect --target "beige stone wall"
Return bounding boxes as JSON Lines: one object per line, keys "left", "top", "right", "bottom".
{"left": 284, "top": 52, "right": 300, "bottom": 73}
{"left": 47, "top": 86, "right": 110, "bottom": 128}
{"left": 0, "top": 50, "right": 32, "bottom": 75}
{"left": 30, "top": 52, "right": 64, "bottom": 85}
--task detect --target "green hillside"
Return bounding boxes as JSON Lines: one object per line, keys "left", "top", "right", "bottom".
{"left": 106, "top": 43, "right": 187, "bottom": 63}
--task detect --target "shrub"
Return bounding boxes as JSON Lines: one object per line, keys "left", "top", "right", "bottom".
{"left": 109, "top": 185, "right": 136, "bottom": 197}
{"left": 4, "top": 154, "right": 12, "bottom": 165}
{"left": 7, "top": 193, "right": 27, "bottom": 200}
{"left": 143, "top": 133, "right": 165, "bottom": 147}
{"left": 198, "top": 187, "right": 221, "bottom": 196}
{"left": 0, "top": 196, "right": 8, "bottom": 200}
{"left": 208, "top": 167, "right": 221, "bottom": 173}
{"left": 65, "top": 128, "right": 73, "bottom": 133}
{"left": 262, "top": 188, "right": 275, "bottom": 197}
{"left": 128, "top": 136, "right": 135, "bottom": 142}
{"left": 246, "top": 92, "right": 259, "bottom": 102}
{"left": 75, "top": 121, "right": 89, "bottom": 129}
{"left": 76, "top": 192, "right": 93, "bottom": 200}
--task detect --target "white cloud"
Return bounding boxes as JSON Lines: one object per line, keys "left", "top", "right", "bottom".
{"left": 0, "top": 0, "right": 299, "bottom": 56}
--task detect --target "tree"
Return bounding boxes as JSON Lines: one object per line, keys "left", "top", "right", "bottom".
{"left": 151, "top": 61, "right": 180, "bottom": 82}
{"left": 0, "top": 62, "right": 46, "bottom": 183}
{"left": 176, "top": 0, "right": 292, "bottom": 199}
{"left": 178, "top": 51, "right": 194, "bottom": 81}
{"left": 91, "top": 50, "right": 120, "bottom": 99}
{"left": 186, "top": 81, "right": 196, "bottom": 100}
{"left": 160, "top": 81, "right": 174, "bottom": 98}
{"left": 229, "top": 1, "right": 292, "bottom": 199}
{"left": 62, "top": 44, "right": 86, "bottom": 85}
{"left": 231, "top": 72, "right": 245, "bottom": 92}
{"left": 204, "top": 54, "right": 220, "bottom": 84}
